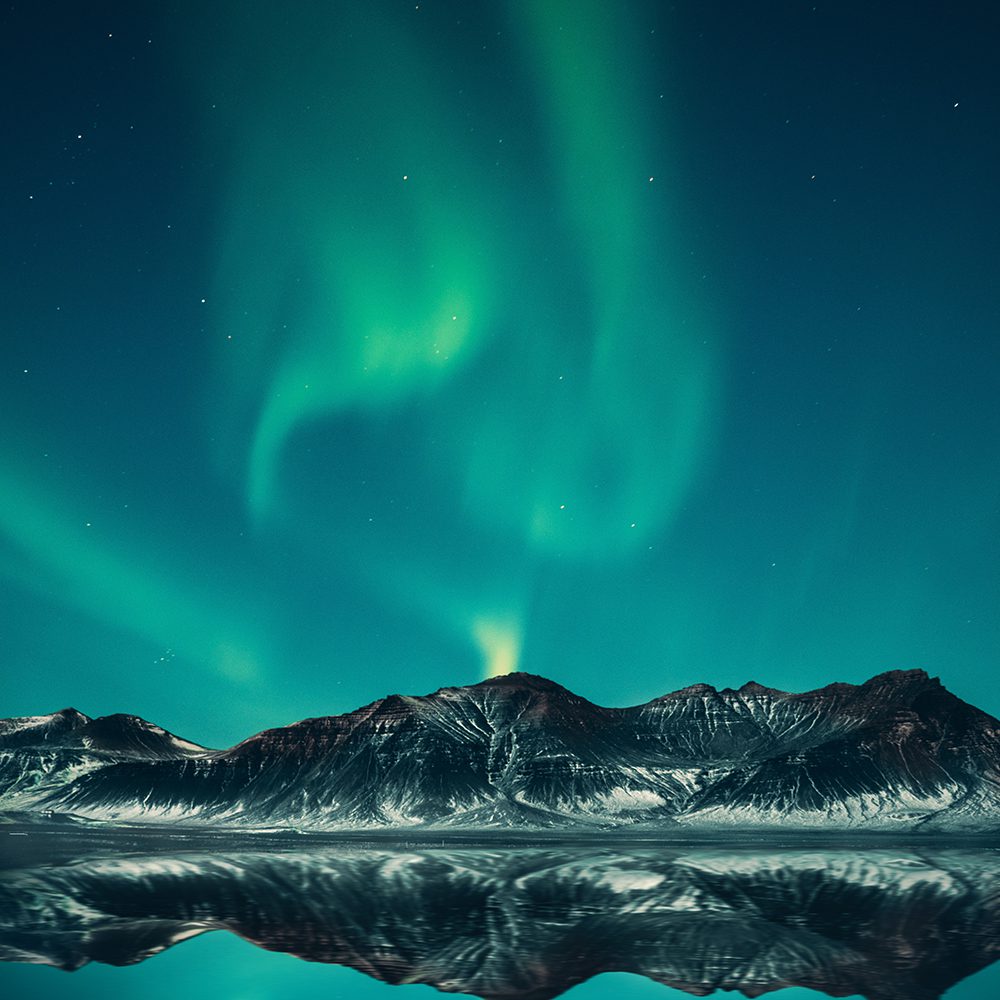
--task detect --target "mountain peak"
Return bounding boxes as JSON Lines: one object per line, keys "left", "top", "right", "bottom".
{"left": 866, "top": 668, "right": 935, "bottom": 685}
{"left": 93, "top": 712, "right": 143, "bottom": 724}
{"left": 673, "top": 682, "right": 719, "bottom": 696}
{"left": 55, "top": 707, "right": 90, "bottom": 721}
{"left": 859, "top": 669, "right": 941, "bottom": 698}
{"left": 0, "top": 707, "right": 92, "bottom": 749}
{"left": 86, "top": 713, "right": 158, "bottom": 733}
{"left": 75, "top": 713, "right": 207, "bottom": 756}
{"left": 473, "top": 672, "right": 571, "bottom": 694}
{"left": 736, "top": 680, "right": 783, "bottom": 695}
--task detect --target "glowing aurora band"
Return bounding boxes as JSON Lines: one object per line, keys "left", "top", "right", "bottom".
{"left": 196, "top": 1, "right": 720, "bottom": 673}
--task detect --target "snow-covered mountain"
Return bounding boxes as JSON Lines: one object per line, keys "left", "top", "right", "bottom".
{"left": 2, "top": 669, "right": 999, "bottom": 831}
{"left": 0, "top": 708, "right": 207, "bottom": 813}
{"left": 2, "top": 845, "right": 998, "bottom": 999}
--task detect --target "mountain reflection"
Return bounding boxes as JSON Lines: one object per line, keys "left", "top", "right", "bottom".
{"left": 2, "top": 839, "right": 999, "bottom": 1000}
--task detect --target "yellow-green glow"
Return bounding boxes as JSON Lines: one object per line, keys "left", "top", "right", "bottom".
{"left": 473, "top": 616, "right": 523, "bottom": 680}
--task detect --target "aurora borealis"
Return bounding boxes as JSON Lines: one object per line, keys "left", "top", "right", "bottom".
{"left": 2, "top": 1, "right": 998, "bottom": 748}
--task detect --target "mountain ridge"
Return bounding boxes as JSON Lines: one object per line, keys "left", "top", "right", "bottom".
{"left": 11, "top": 667, "right": 949, "bottom": 744}
{"left": 2, "top": 669, "right": 998, "bottom": 833}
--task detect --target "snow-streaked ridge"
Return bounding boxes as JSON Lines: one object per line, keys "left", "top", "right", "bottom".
{"left": 2, "top": 669, "right": 999, "bottom": 832}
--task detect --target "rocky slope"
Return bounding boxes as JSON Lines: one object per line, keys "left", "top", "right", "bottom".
{"left": 1, "top": 670, "right": 998, "bottom": 831}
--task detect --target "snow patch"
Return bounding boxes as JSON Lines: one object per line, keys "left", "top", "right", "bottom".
{"left": 596, "top": 868, "right": 666, "bottom": 893}
{"left": 590, "top": 788, "right": 667, "bottom": 814}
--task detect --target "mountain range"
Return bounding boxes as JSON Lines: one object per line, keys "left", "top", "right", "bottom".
{"left": 2, "top": 669, "right": 999, "bottom": 832}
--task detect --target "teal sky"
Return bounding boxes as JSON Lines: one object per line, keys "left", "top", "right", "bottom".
{"left": 1, "top": 0, "right": 998, "bottom": 748}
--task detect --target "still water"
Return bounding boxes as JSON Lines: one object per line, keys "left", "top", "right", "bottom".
{"left": 2, "top": 830, "right": 999, "bottom": 1000}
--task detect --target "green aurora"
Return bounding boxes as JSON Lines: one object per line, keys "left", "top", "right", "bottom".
{"left": 1, "top": 1, "right": 998, "bottom": 748}
{"left": 205, "top": 2, "right": 717, "bottom": 550}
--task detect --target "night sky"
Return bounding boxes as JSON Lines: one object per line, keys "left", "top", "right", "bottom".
{"left": 2, "top": 1, "right": 998, "bottom": 749}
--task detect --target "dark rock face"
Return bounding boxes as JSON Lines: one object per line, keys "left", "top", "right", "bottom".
{"left": 2, "top": 844, "right": 999, "bottom": 1000}
{"left": 0, "top": 710, "right": 207, "bottom": 816}
{"left": 1, "top": 670, "right": 999, "bottom": 831}
{"left": 0, "top": 709, "right": 206, "bottom": 757}
{"left": 0, "top": 708, "right": 90, "bottom": 749}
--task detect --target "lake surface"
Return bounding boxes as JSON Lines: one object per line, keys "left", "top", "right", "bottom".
{"left": 2, "top": 827, "right": 999, "bottom": 1000}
